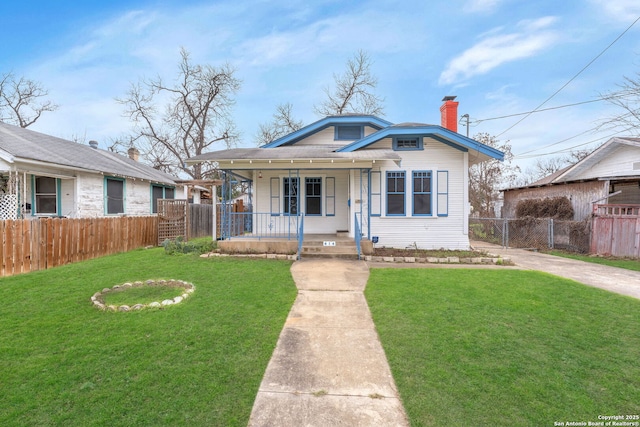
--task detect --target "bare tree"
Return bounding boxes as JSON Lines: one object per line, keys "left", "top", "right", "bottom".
{"left": 117, "top": 48, "right": 241, "bottom": 179}
{"left": 0, "top": 72, "right": 58, "bottom": 127}
{"left": 315, "top": 50, "right": 384, "bottom": 117}
{"left": 255, "top": 103, "right": 304, "bottom": 146}
{"left": 599, "top": 72, "right": 640, "bottom": 135}
{"left": 469, "top": 133, "right": 519, "bottom": 217}
{"left": 521, "top": 148, "right": 594, "bottom": 185}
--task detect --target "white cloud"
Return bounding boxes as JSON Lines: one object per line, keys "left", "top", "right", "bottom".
{"left": 439, "top": 16, "right": 560, "bottom": 85}
{"left": 589, "top": 0, "right": 640, "bottom": 22}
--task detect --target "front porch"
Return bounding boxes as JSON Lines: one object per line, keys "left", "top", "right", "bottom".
{"left": 218, "top": 232, "right": 373, "bottom": 259}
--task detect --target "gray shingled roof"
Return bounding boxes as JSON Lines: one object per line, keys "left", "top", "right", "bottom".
{"left": 0, "top": 122, "right": 176, "bottom": 184}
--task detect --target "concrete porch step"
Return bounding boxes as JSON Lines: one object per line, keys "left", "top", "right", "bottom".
{"left": 300, "top": 236, "right": 360, "bottom": 260}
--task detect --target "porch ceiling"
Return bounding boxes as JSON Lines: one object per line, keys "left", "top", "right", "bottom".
{"left": 186, "top": 146, "right": 402, "bottom": 169}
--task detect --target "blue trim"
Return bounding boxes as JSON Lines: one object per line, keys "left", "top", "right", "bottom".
{"left": 393, "top": 136, "right": 423, "bottom": 151}
{"left": 56, "top": 179, "right": 62, "bottom": 214}
{"left": 151, "top": 184, "right": 175, "bottom": 214}
{"left": 386, "top": 170, "right": 406, "bottom": 216}
{"left": 437, "top": 170, "right": 449, "bottom": 217}
{"left": 31, "top": 175, "right": 60, "bottom": 216}
{"left": 337, "top": 125, "right": 504, "bottom": 161}
{"left": 262, "top": 115, "right": 392, "bottom": 148}
{"left": 412, "top": 170, "right": 432, "bottom": 216}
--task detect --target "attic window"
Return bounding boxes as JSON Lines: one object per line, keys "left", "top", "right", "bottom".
{"left": 335, "top": 125, "right": 363, "bottom": 140}
{"left": 393, "top": 136, "right": 423, "bottom": 151}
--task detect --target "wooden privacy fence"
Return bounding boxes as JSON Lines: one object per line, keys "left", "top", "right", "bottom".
{"left": 0, "top": 216, "right": 158, "bottom": 278}
{"left": 591, "top": 204, "right": 640, "bottom": 258}
{"left": 158, "top": 200, "right": 246, "bottom": 243}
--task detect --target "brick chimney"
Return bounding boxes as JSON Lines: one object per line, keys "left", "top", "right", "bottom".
{"left": 127, "top": 147, "right": 140, "bottom": 162}
{"left": 440, "top": 95, "right": 459, "bottom": 133}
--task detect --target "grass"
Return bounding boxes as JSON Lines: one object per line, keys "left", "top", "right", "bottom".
{"left": 546, "top": 250, "right": 640, "bottom": 271}
{"left": 101, "top": 285, "right": 187, "bottom": 306}
{"left": 366, "top": 269, "right": 640, "bottom": 426}
{"left": 0, "top": 247, "right": 297, "bottom": 426}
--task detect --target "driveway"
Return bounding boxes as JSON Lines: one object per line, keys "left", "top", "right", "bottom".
{"left": 471, "top": 241, "right": 640, "bottom": 300}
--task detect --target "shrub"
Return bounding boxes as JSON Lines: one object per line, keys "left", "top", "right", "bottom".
{"left": 161, "top": 237, "right": 216, "bottom": 255}
{"left": 515, "top": 197, "right": 574, "bottom": 220}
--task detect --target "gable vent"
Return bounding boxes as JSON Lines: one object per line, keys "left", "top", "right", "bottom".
{"left": 634, "top": 162, "right": 640, "bottom": 170}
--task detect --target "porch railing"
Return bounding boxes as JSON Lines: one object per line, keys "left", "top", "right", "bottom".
{"left": 220, "top": 212, "right": 300, "bottom": 240}
{"left": 354, "top": 213, "right": 362, "bottom": 260}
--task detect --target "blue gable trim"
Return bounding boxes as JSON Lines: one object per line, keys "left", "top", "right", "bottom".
{"left": 337, "top": 125, "right": 504, "bottom": 161}
{"left": 262, "top": 115, "right": 393, "bottom": 148}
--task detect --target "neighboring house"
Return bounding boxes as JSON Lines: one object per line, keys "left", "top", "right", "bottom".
{"left": 187, "top": 97, "right": 504, "bottom": 250}
{"left": 0, "top": 122, "right": 177, "bottom": 219}
{"left": 502, "top": 137, "right": 640, "bottom": 220}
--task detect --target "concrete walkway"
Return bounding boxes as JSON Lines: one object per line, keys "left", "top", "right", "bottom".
{"left": 471, "top": 241, "right": 640, "bottom": 300}
{"left": 248, "top": 259, "right": 409, "bottom": 427}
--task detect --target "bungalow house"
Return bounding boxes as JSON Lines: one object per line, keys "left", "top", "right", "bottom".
{"left": 502, "top": 137, "right": 640, "bottom": 221}
{"left": 0, "top": 122, "right": 177, "bottom": 219}
{"left": 187, "top": 97, "right": 504, "bottom": 253}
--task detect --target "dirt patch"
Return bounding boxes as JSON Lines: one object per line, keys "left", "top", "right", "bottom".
{"left": 373, "top": 248, "right": 486, "bottom": 258}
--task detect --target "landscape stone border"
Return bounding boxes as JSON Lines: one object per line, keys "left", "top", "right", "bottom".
{"left": 200, "top": 252, "right": 510, "bottom": 264}
{"left": 91, "top": 279, "right": 195, "bottom": 312}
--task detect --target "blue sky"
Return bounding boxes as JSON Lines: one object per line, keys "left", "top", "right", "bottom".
{"left": 2, "top": 0, "right": 640, "bottom": 175}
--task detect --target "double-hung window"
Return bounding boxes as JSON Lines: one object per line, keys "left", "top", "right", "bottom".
{"left": 34, "top": 176, "right": 58, "bottom": 215}
{"left": 305, "top": 177, "right": 322, "bottom": 216}
{"left": 386, "top": 171, "right": 405, "bottom": 215}
{"left": 105, "top": 177, "right": 125, "bottom": 214}
{"left": 151, "top": 185, "right": 175, "bottom": 213}
{"left": 412, "top": 171, "right": 432, "bottom": 215}
{"left": 283, "top": 177, "right": 299, "bottom": 215}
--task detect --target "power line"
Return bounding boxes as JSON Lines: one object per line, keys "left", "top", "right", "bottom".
{"left": 473, "top": 99, "right": 604, "bottom": 124}
{"left": 515, "top": 127, "right": 635, "bottom": 159}
{"left": 496, "top": 15, "right": 640, "bottom": 137}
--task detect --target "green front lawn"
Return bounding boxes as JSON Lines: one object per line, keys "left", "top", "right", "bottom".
{"left": 366, "top": 269, "right": 640, "bottom": 426}
{"left": 0, "top": 248, "right": 297, "bottom": 426}
{"left": 546, "top": 250, "right": 640, "bottom": 271}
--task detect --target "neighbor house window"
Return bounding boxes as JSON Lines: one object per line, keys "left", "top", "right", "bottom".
{"left": 105, "top": 177, "right": 125, "bottom": 214}
{"left": 151, "top": 185, "right": 175, "bottom": 213}
{"left": 393, "top": 136, "right": 422, "bottom": 151}
{"left": 283, "top": 177, "right": 299, "bottom": 215}
{"left": 335, "top": 125, "right": 363, "bottom": 140}
{"left": 386, "top": 171, "right": 405, "bottom": 215}
{"left": 412, "top": 171, "right": 432, "bottom": 215}
{"left": 305, "top": 177, "right": 322, "bottom": 216}
{"left": 33, "top": 176, "right": 58, "bottom": 215}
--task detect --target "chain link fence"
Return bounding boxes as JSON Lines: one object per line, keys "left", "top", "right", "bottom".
{"left": 469, "top": 217, "right": 590, "bottom": 253}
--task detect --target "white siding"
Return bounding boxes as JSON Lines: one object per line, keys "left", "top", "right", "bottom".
{"left": 573, "top": 144, "right": 639, "bottom": 179}
{"left": 367, "top": 138, "right": 470, "bottom": 250}
{"left": 296, "top": 128, "right": 336, "bottom": 146}
{"left": 295, "top": 125, "right": 383, "bottom": 146}
{"left": 76, "top": 173, "right": 105, "bottom": 217}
